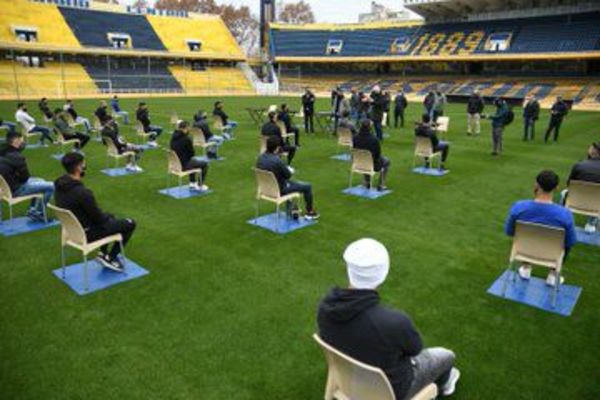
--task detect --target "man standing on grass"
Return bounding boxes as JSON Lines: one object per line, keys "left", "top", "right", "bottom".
{"left": 544, "top": 96, "right": 569, "bottom": 143}
{"left": 301, "top": 88, "right": 316, "bottom": 134}
{"left": 394, "top": 90, "right": 408, "bottom": 129}
{"left": 485, "top": 98, "right": 510, "bottom": 156}
{"left": 317, "top": 238, "right": 460, "bottom": 400}
{"left": 522, "top": 95, "right": 540, "bottom": 141}
{"left": 466, "top": 90, "right": 484, "bottom": 136}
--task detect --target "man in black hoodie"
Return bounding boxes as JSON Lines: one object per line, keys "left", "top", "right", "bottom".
{"left": 193, "top": 110, "right": 224, "bottom": 159}
{"left": 136, "top": 102, "right": 162, "bottom": 147}
{"left": 466, "top": 90, "right": 484, "bottom": 136}
{"left": 544, "top": 96, "right": 568, "bottom": 143}
{"left": 54, "top": 152, "right": 136, "bottom": 272}
{"left": 101, "top": 116, "right": 144, "bottom": 172}
{"left": 415, "top": 114, "right": 450, "bottom": 170}
{"left": 317, "top": 238, "right": 460, "bottom": 400}
{"left": 353, "top": 119, "right": 390, "bottom": 191}
{"left": 170, "top": 120, "right": 209, "bottom": 191}
{"left": 370, "top": 86, "right": 386, "bottom": 141}
{"left": 0, "top": 131, "right": 54, "bottom": 222}
{"left": 261, "top": 111, "right": 296, "bottom": 165}
{"left": 277, "top": 104, "right": 300, "bottom": 147}
{"left": 213, "top": 101, "right": 237, "bottom": 138}
{"left": 522, "top": 95, "right": 540, "bottom": 141}
{"left": 301, "top": 88, "right": 315, "bottom": 134}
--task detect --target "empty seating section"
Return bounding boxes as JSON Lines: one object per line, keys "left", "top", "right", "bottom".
{"left": 271, "top": 12, "right": 600, "bottom": 58}
{"left": 0, "top": 0, "right": 81, "bottom": 47}
{"left": 59, "top": 7, "right": 166, "bottom": 50}
{"left": 0, "top": 61, "right": 97, "bottom": 98}
{"left": 146, "top": 15, "right": 243, "bottom": 58}
{"left": 169, "top": 66, "right": 253, "bottom": 94}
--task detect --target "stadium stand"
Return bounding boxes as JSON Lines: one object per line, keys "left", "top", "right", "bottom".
{"left": 169, "top": 66, "right": 254, "bottom": 95}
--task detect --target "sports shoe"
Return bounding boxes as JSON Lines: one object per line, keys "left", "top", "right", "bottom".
{"left": 377, "top": 185, "right": 388, "bottom": 192}
{"left": 199, "top": 184, "right": 209, "bottom": 191}
{"left": 97, "top": 254, "right": 124, "bottom": 272}
{"left": 518, "top": 265, "right": 532, "bottom": 280}
{"left": 287, "top": 165, "right": 295, "bottom": 174}
{"left": 26, "top": 209, "right": 46, "bottom": 223}
{"left": 125, "top": 163, "right": 136, "bottom": 171}
{"left": 189, "top": 182, "right": 201, "bottom": 191}
{"left": 546, "top": 272, "right": 564, "bottom": 287}
{"left": 305, "top": 210, "right": 320, "bottom": 220}
{"left": 147, "top": 141, "right": 158, "bottom": 148}
{"left": 442, "top": 367, "right": 461, "bottom": 396}
{"left": 133, "top": 165, "right": 143, "bottom": 172}
{"left": 584, "top": 222, "right": 597, "bottom": 234}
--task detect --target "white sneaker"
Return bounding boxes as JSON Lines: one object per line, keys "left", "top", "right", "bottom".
{"left": 147, "top": 141, "right": 158, "bottom": 148}
{"left": 546, "top": 272, "right": 565, "bottom": 287}
{"left": 442, "top": 367, "right": 461, "bottom": 396}
{"left": 287, "top": 166, "right": 295, "bottom": 174}
{"left": 584, "top": 223, "right": 597, "bottom": 234}
{"left": 125, "top": 163, "right": 135, "bottom": 171}
{"left": 518, "top": 265, "right": 532, "bottom": 280}
{"left": 199, "top": 184, "right": 209, "bottom": 191}
{"left": 189, "top": 182, "right": 201, "bottom": 191}
{"left": 133, "top": 165, "right": 143, "bottom": 172}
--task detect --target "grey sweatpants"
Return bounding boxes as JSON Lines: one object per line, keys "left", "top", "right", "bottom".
{"left": 404, "top": 347, "right": 456, "bottom": 400}
{"left": 492, "top": 126, "right": 504, "bottom": 153}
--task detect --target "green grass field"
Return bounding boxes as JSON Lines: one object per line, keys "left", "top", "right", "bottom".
{"left": 0, "top": 96, "right": 598, "bottom": 400}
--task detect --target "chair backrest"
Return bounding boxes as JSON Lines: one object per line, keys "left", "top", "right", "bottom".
{"left": 105, "top": 139, "right": 120, "bottom": 157}
{"left": 414, "top": 136, "right": 434, "bottom": 157}
{"left": 352, "top": 149, "right": 374, "bottom": 175}
{"left": 277, "top": 120, "right": 287, "bottom": 135}
{"left": 213, "top": 116, "right": 223, "bottom": 130}
{"left": 565, "top": 180, "right": 600, "bottom": 217}
{"left": 313, "top": 334, "right": 396, "bottom": 400}
{"left": 170, "top": 111, "right": 179, "bottom": 124}
{"left": 191, "top": 127, "right": 206, "bottom": 147}
{"left": 48, "top": 204, "right": 87, "bottom": 247}
{"left": 254, "top": 168, "right": 281, "bottom": 200}
{"left": 259, "top": 136, "right": 267, "bottom": 154}
{"left": 511, "top": 221, "right": 565, "bottom": 267}
{"left": 337, "top": 127, "right": 353, "bottom": 146}
{"left": 65, "top": 113, "right": 76, "bottom": 127}
{"left": 93, "top": 116, "right": 102, "bottom": 131}
{"left": 167, "top": 150, "right": 183, "bottom": 174}
{"left": 0, "top": 174, "right": 13, "bottom": 200}
{"left": 136, "top": 121, "right": 145, "bottom": 134}
{"left": 436, "top": 116, "right": 450, "bottom": 133}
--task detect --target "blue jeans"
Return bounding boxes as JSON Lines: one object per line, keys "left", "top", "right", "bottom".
{"left": 14, "top": 178, "right": 54, "bottom": 214}
{"left": 372, "top": 118, "right": 383, "bottom": 141}
{"left": 114, "top": 111, "right": 129, "bottom": 124}
{"left": 30, "top": 126, "right": 53, "bottom": 144}
{"left": 148, "top": 125, "right": 163, "bottom": 140}
{"left": 1, "top": 121, "right": 16, "bottom": 135}
{"left": 208, "top": 135, "right": 225, "bottom": 146}
{"left": 404, "top": 347, "right": 455, "bottom": 400}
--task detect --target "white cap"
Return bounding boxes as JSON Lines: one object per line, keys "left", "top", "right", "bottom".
{"left": 344, "top": 238, "right": 390, "bottom": 290}
{"left": 268, "top": 105, "right": 278, "bottom": 113}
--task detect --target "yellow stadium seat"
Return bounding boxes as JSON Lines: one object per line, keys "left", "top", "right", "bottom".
{"left": 169, "top": 66, "right": 253, "bottom": 95}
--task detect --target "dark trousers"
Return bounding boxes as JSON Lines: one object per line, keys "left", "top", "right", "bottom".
{"left": 185, "top": 158, "right": 208, "bottom": 183}
{"left": 30, "top": 126, "right": 53, "bottom": 145}
{"left": 435, "top": 142, "right": 450, "bottom": 163}
{"left": 304, "top": 113, "right": 314, "bottom": 133}
{"left": 147, "top": 125, "right": 163, "bottom": 141}
{"left": 545, "top": 117, "right": 563, "bottom": 142}
{"left": 87, "top": 217, "right": 136, "bottom": 260}
{"left": 365, "top": 156, "right": 391, "bottom": 187}
{"left": 281, "top": 181, "right": 314, "bottom": 212}
{"left": 281, "top": 145, "right": 296, "bottom": 165}
{"left": 394, "top": 108, "right": 405, "bottom": 128}
{"left": 372, "top": 118, "right": 383, "bottom": 141}
{"left": 288, "top": 126, "right": 300, "bottom": 146}
{"left": 523, "top": 117, "right": 536, "bottom": 141}
{"left": 433, "top": 110, "right": 442, "bottom": 123}
{"left": 333, "top": 114, "right": 340, "bottom": 135}
{"left": 64, "top": 132, "right": 90, "bottom": 149}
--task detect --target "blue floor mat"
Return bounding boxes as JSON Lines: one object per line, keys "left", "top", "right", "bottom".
{"left": 51, "top": 153, "right": 66, "bottom": 160}
{"left": 138, "top": 144, "right": 160, "bottom": 150}
{"left": 330, "top": 153, "right": 351, "bottom": 161}
{"left": 342, "top": 185, "right": 392, "bottom": 199}
{"left": 575, "top": 227, "right": 600, "bottom": 246}
{"left": 52, "top": 257, "right": 149, "bottom": 295}
{"left": 0, "top": 217, "right": 59, "bottom": 237}
{"left": 194, "top": 156, "right": 225, "bottom": 162}
{"left": 413, "top": 167, "right": 450, "bottom": 176}
{"left": 247, "top": 212, "right": 317, "bottom": 234}
{"left": 487, "top": 270, "right": 582, "bottom": 317}
{"left": 101, "top": 167, "right": 143, "bottom": 177}
{"left": 159, "top": 186, "right": 213, "bottom": 199}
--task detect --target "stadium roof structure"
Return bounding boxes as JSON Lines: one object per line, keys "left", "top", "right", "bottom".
{"left": 404, "top": 0, "right": 600, "bottom": 21}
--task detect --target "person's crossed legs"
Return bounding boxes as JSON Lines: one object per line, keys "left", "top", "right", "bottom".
{"left": 403, "top": 347, "right": 458, "bottom": 400}
{"left": 88, "top": 217, "right": 136, "bottom": 263}
{"left": 281, "top": 180, "right": 314, "bottom": 214}
{"left": 13, "top": 177, "right": 54, "bottom": 219}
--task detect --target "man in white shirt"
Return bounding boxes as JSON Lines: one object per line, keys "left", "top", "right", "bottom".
{"left": 63, "top": 100, "right": 91, "bottom": 133}
{"left": 15, "top": 103, "right": 53, "bottom": 146}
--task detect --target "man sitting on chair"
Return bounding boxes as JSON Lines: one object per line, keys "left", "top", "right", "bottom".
{"left": 213, "top": 101, "right": 237, "bottom": 137}
{"left": 415, "top": 114, "right": 450, "bottom": 171}
{"left": 55, "top": 152, "right": 136, "bottom": 272}
{"left": 317, "top": 238, "right": 460, "bottom": 400}
{"left": 95, "top": 101, "right": 112, "bottom": 125}
{"left": 505, "top": 170, "right": 577, "bottom": 286}
{"left": 0, "top": 131, "right": 55, "bottom": 222}
{"left": 101, "top": 116, "right": 144, "bottom": 172}
{"left": 353, "top": 119, "right": 390, "bottom": 191}
{"left": 15, "top": 103, "right": 54, "bottom": 146}
{"left": 338, "top": 110, "right": 357, "bottom": 135}
{"left": 0, "top": 117, "right": 17, "bottom": 135}
{"left": 262, "top": 111, "right": 296, "bottom": 166}
{"left": 170, "top": 120, "right": 209, "bottom": 191}
{"left": 562, "top": 142, "right": 600, "bottom": 233}
{"left": 136, "top": 102, "right": 162, "bottom": 147}
{"left": 110, "top": 95, "right": 129, "bottom": 125}
{"left": 277, "top": 104, "right": 300, "bottom": 147}
{"left": 256, "top": 136, "right": 319, "bottom": 220}
{"left": 193, "top": 110, "right": 224, "bottom": 159}
{"left": 63, "top": 100, "right": 91, "bottom": 133}
{"left": 53, "top": 109, "right": 90, "bottom": 151}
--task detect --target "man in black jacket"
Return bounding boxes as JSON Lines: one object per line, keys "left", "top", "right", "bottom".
{"left": 0, "top": 131, "right": 54, "bottom": 221}
{"left": 136, "top": 102, "right": 162, "bottom": 147}
{"left": 370, "top": 86, "right": 386, "bottom": 141}
{"left": 353, "top": 119, "right": 390, "bottom": 191}
{"left": 256, "top": 136, "right": 319, "bottom": 220}
{"left": 38, "top": 97, "right": 54, "bottom": 121}
{"left": 212, "top": 101, "right": 238, "bottom": 137}
{"left": 415, "top": 114, "right": 450, "bottom": 170}
{"left": 466, "top": 90, "right": 484, "bottom": 136}
{"left": 193, "top": 110, "right": 224, "bottom": 159}
{"left": 170, "top": 120, "right": 209, "bottom": 191}
{"left": 54, "top": 152, "right": 136, "bottom": 272}
{"left": 101, "top": 116, "right": 144, "bottom": 172}
{"left": 95, "top": 101, "right": 111, "bottom": 125}
{"left": 277, "top": 104, "right": 300, "bottom": 147}
{"left": 53, "top": 109, "right": 90, "bottom": 151}
{"left": 394, "top": 90, "right": 408, "bottom": 128}
{"left": 522, "top": 95, "right": 540, "bottom": 141}
{"left": 301, "top": 88, "right": 315, "bottom": 134}
{"left": 317, "top": 238, "right": 460, "bottom": 400}
{"left": 63, "top": 100, "right": 91, "bottom": 133}
{"left": 261, "top": 112, "right": 296, "bottom": 165}
{"left": 544, "top": 96, "right": 568, "bottom": 143}
{"left": 331, "top": 87, "right": 344, "bottom": 134}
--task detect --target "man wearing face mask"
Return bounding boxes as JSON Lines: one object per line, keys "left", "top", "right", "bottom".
{"left": 101, "top": 116, "right": 144, "bottom": 172}
{"left": 0, "top": 131, "right": 55, "bottom": 221}
{"left": 54, "top": 152, "right": 136, "bottom": 272}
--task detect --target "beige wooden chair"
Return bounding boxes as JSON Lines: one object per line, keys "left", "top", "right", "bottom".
{"left": 336, "top": 127, "right": 353, "bottom": 155}
{"left": 435, "top": 116, "right": 450, "bottom": 137}
{"left": 253, "top": 168, "right": 300, "bottom": 233}
{"left": 565, "top": 180, "right": 600, "bottom": 220}
{"left": 191, "top": 127, "right": 218, "bottom": 157}
{"left": 91, "top": 115, "right": 103, "bottom": 141}
{"left": 413, "top": 136, "right": 442, "bottom": 169}
{"left": 170, "top": 111, "right": 179, "bottom": 126}
{"left": 0, "top": 175, "right": 47, "bottom": 222}
{"left": 48, "top": 204, "right": 125, "bottom": 292}
{"left": 313, "top": 334, "right": 438, "bottom": 400}
{"left": 503, "top": 221, "right": 566, "bottom": 308}
{"left": 135, "top": 121, "right": 153, "bottom": 145}
{"left": 277, "top": 120, "right": 296, "bottom": 142}
{"left": 349, "top": 149, "right": 377, "bottom": 189}
{"left": 213, "top": 116, "right": 225, "bottom": 132}
{"left": 167, "top": 150, "right": 203, "bottom": 194}
{"left": 17, "top": 122, "right": 41, "bottom": 145}
{"left": 259, "top": 136, "right": 288, "bottom": 158}
{"left": 53, "top": 128, "right": 80, "bottom": 155}
{"left": 105, "top": 139, "right": 135, "bottom": 169}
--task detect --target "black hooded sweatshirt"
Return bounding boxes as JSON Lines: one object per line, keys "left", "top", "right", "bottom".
{"left": 54, "top": 174, "right": 110, "bottom": 231}
{"left": 170, "top": 130, "right": 195, "bottom": 168}
{"left": 317, "top": 288, "right": 423, "bottom": 400}
{"left": 0, "top": 144, "right": 30, "bottom": 192}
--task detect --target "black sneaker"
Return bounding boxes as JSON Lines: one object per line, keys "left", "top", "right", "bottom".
{"left": 305, "top": 210, "right": 320, "bottom": 220}
{"left": 26, "top": 209, "right": 46, "bottom": 223}
{"left": 377, "top": 185, "right": 388, "bottom": 192}
{"left": 98, "top": 255, "right": 124, "bottom": 272}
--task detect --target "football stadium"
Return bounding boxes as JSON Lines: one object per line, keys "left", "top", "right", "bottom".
{"left": 0, "top": 0, "right": 599, "bottom": 398}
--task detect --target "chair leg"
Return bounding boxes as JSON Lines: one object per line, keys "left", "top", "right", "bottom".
{"left": 41, "top": 201, "right": 48, "bottom": 224}
{"left": 276, "top": 203, "right": 280, "bottom": 233}
{"left": 83, "top": 254, "right": 89, "bottom": 292}
{"left": 501, "top": 262, "right": 514, "bottom": 297}
{"left": 61, "top": 245, "right": 66, "bottom": 279}
{"left": 552, "top": 270, "right": 560, "bottom": 308}
{"left": 178, "top": 176, "right": 183, "bottom": 196}
{"left": 119, "top": 241, "right": 127, "bottom": 276}
{"left": 348, "top": 171, "right": 353, "bottom": 189}
{"left": 255, "top": 198, "right": 260, "bottom": 223}
{"left": 9, "top": 204, "right": 13, "bottom": 221}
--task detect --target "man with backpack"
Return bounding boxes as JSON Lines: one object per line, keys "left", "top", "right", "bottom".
{"left": 485, "top": 98, "right": 512, "bottom": 156}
